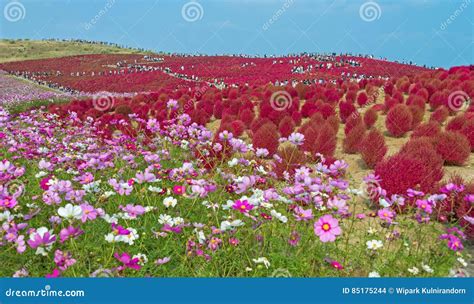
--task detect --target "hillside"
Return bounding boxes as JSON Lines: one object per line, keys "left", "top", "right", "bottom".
{"left": 0, "top": 39, "right": 147, "bottom": 63}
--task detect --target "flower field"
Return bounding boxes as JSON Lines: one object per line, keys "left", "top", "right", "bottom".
{"left": 0, "top": 52, "right": 473, "bottom": 278}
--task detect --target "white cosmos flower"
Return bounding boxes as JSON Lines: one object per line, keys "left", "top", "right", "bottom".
{"left": 220, "top": 219, "right": 244, "bottom": 231}
{"left": 408, "top": 267, "right": 419, "bottom": 275}
{"left": 158, "top": 214, "right": 173, "bottom": 226}
{"left": 366, "top": 240, "right": 383, "bottom": 251}
{"left": 58, "top": 203, "right": 83, "bottom": 220}
{"left": 270, "top": 210, "right": 288, "bottom": 223}
{"left": 368, "top": 271, "right": 381, "bottom": 278}
{"left": 421, "top": 264, "right": 434, "bottom": 273}
{"left": 252, "top": 257, "right": 271, "bottom": 269}
{"left": 457, "top": 257, "right": 467, "bottom": 267}
{"left": 163, "top": 197, "right": 177, "bottom": 208}
{"left": 228, "top": 158, "right": 239, "bottom": 167}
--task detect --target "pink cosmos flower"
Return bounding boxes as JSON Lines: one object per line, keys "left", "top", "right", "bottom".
{"left": 27, "top": 227, "right": 56, "bottom": 249}
{"left": 114, "top": 252, "right": 141, "bottom": 271}
{"left": 111, "top": 223, "right": 131, "bottom": 235}
{"left": 173, "top": 185, "right": 185, "bottom": 195}
{"left": 288, "top": 231, "right": 300, "bottom": 246}
{"left": 119, "top": 204, "right": 145, "bottom": 219}
{"left": 377, "top": 208, "right": 395, "bottom": 223}
{"left": 208, "top": 237, "right": 222, "bottom": 251}
{"left": 229, "top": 238, "right": 239, "bottom": 246}
{"left": 59, "top": 225, "right": 84, "bottom": 243}
{"left": 155, "top": 257, "right": 171, "bottom": 265}
{"left": 54, "top": 250, "right": 76, "bottom": 271}
{"left": 232, "top": 200, "right": 254, "bottom": 213}
{"left": 314, "top": 214, "right": 342, "bottom": 243}
{"left": 416, "top": 199, "right": 433, "bottom": 214}
{"left": 45, "top": 268, "right": 61, "bottom": 278}
{"left": 294, "top": 206, "right": 313, "bottom": 221}
{"left": 80, "top": 203, "right": 98, "bottom": 222}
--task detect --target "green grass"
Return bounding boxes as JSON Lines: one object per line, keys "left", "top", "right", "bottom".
{"left": 0, "top": 39, "right": 151, "bottom": 63}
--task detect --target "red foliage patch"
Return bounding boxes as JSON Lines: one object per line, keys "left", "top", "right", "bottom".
{"left": 434, "top": 131, "right": 471, "bottom": 166}
{"left": 385, "top": 104, "right": 413, "bottom": 137}
{"left": 360, "top": 129, "right": 387, "bottom": 169}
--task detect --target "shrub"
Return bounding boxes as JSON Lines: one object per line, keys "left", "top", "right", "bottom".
{"left": 408, "top": 105, "right": 423, "bottom": 128}
{"left": 385, "top": 104, "right": 413, "bottom": 137}
{"left": 230, "top": 120, "right": 246, "bottom": 137}
{"left": 301, "top": 123, "right": 337, "bottom": 158}
{"left": 357, "top": 91, "right": 369, "bottom": 106}
{"left": 446, "top": 114, "right": 467, "bottom": 132}
{"left": 339, "top": 101, "right": 356, "bottom": 123}
{"left": 239, "top": 108, "right": 255, "bottom": 127}
{"left": 411, "top": 121, "right": 440, "bottom": 138}
{"left": 326, "top": 115, "right": 340, "bottom": 134}
{"left": 430, "top": 106, "right": 449, "bottom": 124}
{"left": 291, "top": 111, "right": 302, "bottom": 126}
{"left": 250, "top": 117, "right": 273, "bottom": 134}
{"left": 363, "top": 107, "right": 378, "bottom": 129}
{"left": 343, "top": 122, "right": 366, "bottom": 154}
{"left": 375, "top": 153, "right": 437, "bottom": 197}
{"left": 360, "top": 129, "right": 387, "bottom": 168}
{"left": 252, "top": 123, "right": 280, "bottom": 156}
{"left": 383, "top": 96, "right": 400, "bottom": 113}
{"left": 400, "top": 137, "right": 444, "bottom": 186}
{"left": 278, "top": 116, "right": 296, "bottom": 137}
{"left": 344, "top": 114, "right": 363, "bottom": 135}
{"left": 461, "top": 119, "right": 474, "bottom": 151}
{"left": 434, "top": 131, "right": 471, "bottom": 165}
{"left": 273, "top": 146, "right": 307, "bottom": 178}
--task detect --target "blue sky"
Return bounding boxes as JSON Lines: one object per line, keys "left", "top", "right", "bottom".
{"left": 0, "top": 0, "right": 472, "bottom": 67}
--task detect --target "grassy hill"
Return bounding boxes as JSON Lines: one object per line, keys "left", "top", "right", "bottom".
{"left": 0, "top": 39, "right": 149, "bottom": 63}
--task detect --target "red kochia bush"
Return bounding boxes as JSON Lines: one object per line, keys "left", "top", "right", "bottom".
{"left": 252, "top": 123, "right": 280, "bottom": 156}
{"left": 301, "top": 123, "right": 337, "bottom": 158}
{"left": 446, "top": 114, "right": 467, "bottom": 132}
{"left": 230, "top": 120, "right": 246, "bottom": 137}
{"left": 375, "top": 154, "right": 436, "bottom": 197}
{"left": 385, "top": 104, "right": 413, "bottom": 137}
{"left": 357, "top": 91, "right": 369, "bottom": 106}
{"left": 344, "top": 114, "right": 363, "bottom": 135}
{"left": 411, "top": 121, "right": 441, "bottom": 138}
{"left": 434, "top": 131, "right": 471, "bottom": 166}
{"left": 363, "top": 107, "right": 378, "bottom": 129}
{"left": 339, "top": 101, "right": 356, "bottom": 123}
{"left": 273, "top": 146, "right": 307, "bottom": 178}
{"left": 461, "top": 120, "right": 474, "bottom": 151}
{"left": 278, "top": 116, "right": 296, "bottom": 137}
{"left": 360, "top": 129, "right": 387, "bottom": 169}
{"left": 429, "top": 106, "right": 449, "bottom": 124}
{"left": 408, "top": 105, "right": 424, "bottom": 128}
{"left": 343, "top": 122, "right": 366, "bottom": 154}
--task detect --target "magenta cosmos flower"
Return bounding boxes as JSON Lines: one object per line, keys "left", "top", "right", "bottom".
{"left": 314, "top": 214, "right": 342, "bottom": 242}
{"left": 232, "top": 199, "right": 254, "bottom": 213}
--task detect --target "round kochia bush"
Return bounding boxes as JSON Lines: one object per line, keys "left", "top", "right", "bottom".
{"left": 252, "top": 123, "right": 280, "bottom": 156}
{"left": 434, "top": 131, "right": 471, "bottom": 166}
{"left": 385, "top": 104, "right": 413, "bottom": 137}
{"left": 375, "top": 153, "right": 437, "bottom": 197}
{"left": 360, "top": 129, "right": 387, "bottom": 169}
